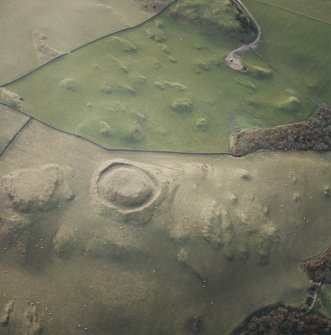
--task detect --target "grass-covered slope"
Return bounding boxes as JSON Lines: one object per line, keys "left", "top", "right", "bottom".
{"left": 3, "top": 2, "right": 314, "bottom": 152}
{"left": 244, "top": 0, "right": 331, "bottom": 107}
{"left": 168, "top": 0, "right": 255, "bottom": 39}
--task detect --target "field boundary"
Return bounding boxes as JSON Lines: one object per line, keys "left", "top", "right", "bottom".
{"left": 252, "top": 0, "right": 331, "bottom": 25}
{"left": 1, "top": 100, "right": 326, "bottom": 159}
{"left": 0, "top": 0, "right": 178, "bottom": 87}
{"left": 0, "top": 117, "right": 32, "bottom": 159}
{"left": 0, "top": 101, "right": 231, "bottom": 157}
{"left": 251, "top": 49, "right": 320, "bottom": 106}
{"left": 0, "top": 1, "right": 325, "bottom": 157}
{"left": 236, "top": 0, "right": 322, "bottom": 106}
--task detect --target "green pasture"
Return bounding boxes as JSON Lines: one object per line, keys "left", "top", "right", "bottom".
{"left": 4, "top": 4, "right": 314, "bottom": 152}
{"left": 245, "top": 0, "right": 331, "bottom": 107}
{"left": 252, "top": 0, "right": 331, "bottom": 22}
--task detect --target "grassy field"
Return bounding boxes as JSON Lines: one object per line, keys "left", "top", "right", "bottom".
{"left": 252, "top": 0, "right": 331, "bottom": 22}
{"left": 0, "top": 0, "right": 159, "bottom": 85}
{"left": 4, "top": 4, "right": 314, "bottom": 152}
{"left": 244, "top": 0, "right": 331, "bottom": 107}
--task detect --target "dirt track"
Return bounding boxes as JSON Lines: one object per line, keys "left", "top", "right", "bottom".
{"left": 225, "top": 0, "right": 262, "bottom": 71}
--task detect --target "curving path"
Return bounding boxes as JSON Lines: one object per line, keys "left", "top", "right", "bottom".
{"left": 225, "top": 0, "right": 262, "bottom": 71}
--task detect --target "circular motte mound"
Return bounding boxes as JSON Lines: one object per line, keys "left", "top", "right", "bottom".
{"left": 90, "top": 159, "right": 168, "bottom": 225}
{"left": 98, "top": 167, "right": 154, "bottom": 208}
